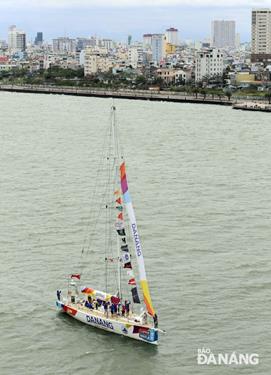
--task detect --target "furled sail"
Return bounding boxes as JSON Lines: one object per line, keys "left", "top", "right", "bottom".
{"left": 120, "top": 162, "right": 156, "bottom": 317}
{"left": 114, "top": 191, "right": 141, "bottom": 304}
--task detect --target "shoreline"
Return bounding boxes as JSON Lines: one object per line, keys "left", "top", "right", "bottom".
{"left": 1, "top": 85, "right": 270, "bottom": 112}
{"left": 0, "top": 84, "right": 233, "bottom": 106}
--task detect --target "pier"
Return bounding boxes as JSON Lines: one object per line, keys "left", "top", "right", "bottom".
{"left": 233, "top": 102, "right": 271, "bottom": 112}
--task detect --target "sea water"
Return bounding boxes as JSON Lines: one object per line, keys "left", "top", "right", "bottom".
{"left": 0, "top": 92, "right": 270, "bottom": 375}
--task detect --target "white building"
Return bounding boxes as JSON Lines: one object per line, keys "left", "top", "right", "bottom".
{"left": 53, "top": 37, "right": 76, "bottom": 53}
{"left": 195, "top": 48, "right": 224, "bottom": 82}
{"left": 251, "top": 8, "right": 271, "bottom": 62}
{"left": 151, "top": 34, "right": 166, "bottom": 65}
{"left": 128, "top": 45, "right": 143, "bottom": 68}
{"left": 211, "top": 20, "right": 236, "bottom": 49}
{"left": 84, "top": 47, "right": 112, "bottom": 75}
{"left": 8, "top": 25, "right": 26, "bottom": 52}
{"left": 156, "top": 68, "right": 191, "bottom": 84}
{"left": 175, "top": 69, "right": 191, "bottom": 84}
{"left": 165, "top": 27, "right": 179, "bottom": 46}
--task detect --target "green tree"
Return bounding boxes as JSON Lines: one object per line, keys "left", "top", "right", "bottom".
{"left": 192, "top": 87, "right": 199, "bottom": 98}
{"left": 265, "top": 89, "right": 271, "bottom": 104}
{"left": 225, "top": 89, "right": 233, "bottom": 101}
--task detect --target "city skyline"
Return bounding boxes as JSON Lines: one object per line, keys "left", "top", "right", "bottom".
{"left": 0, "top": 1, "right": 270, "bottom": 42}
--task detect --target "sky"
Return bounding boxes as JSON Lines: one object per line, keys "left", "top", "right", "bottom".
{"left": 0, "top": 0, "right": 270, "bottom": 43}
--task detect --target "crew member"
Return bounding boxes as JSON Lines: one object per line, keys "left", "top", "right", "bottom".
{"left": 57, "top": 290, "right": 61, "bottom": 301}
{"left": 125, "top": 300, "right": 130, "bottom": 317}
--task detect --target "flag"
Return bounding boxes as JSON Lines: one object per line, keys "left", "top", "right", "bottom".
{"left": 127, "top": 269, "right": 134, "bottom": 277}
{"left": 122, "top": 252, "right": 130, "bottom": 264}
{"left": 115, "top": 222, "right": 124, "bottom": 231}
{"left": 114, "top": 190, "right": 121, "bottom": 195}
{"left": 81, "top": 287, "right": 94, "bottom": 294}
{"left": 124, "top": 262, "right": 132, "bottom": 269}
{"left": 117, "top": 228, "right": 126, "bottom": 236}
{"left": 121, "top": 244, "right": 129, "bottom": 252}
{"left": 116, "top": 197, "right": 122, "bottom": 204}
{"left": 118, "top": 213, "right": 123, "bottom": 220}
{"left": 71, "top": 274, "right": 80, "bottom": 279}
{"left": 128, "top": 278, "right": 136, "bottom": 285}
{"left": 131, "top": 287, "right": 141, "bottom": 303}
{"left": 116, "top": 206, "right": 123, "bottom": 212}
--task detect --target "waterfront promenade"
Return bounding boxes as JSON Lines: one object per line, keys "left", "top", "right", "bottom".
{"left": 0, "top": 84, "right": 233, "bottom": 106}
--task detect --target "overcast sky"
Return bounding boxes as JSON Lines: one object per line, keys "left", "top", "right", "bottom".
{"left": 0, "top": 0, "right": 269, "bottom": 42}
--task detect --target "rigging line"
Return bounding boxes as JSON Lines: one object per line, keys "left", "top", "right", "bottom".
{"left": 79, "top": 185, "right": 111, "bottom": 276}
{"left": 79, "top": 115, "right": 111, "bottom": 259}
{"left": 79, "top": 115, "right": 113, "bottom": 272}
{"left": 79, "top": 183, "right": 110, "bottom": 276}
{"left": 113, "top": 107, "right": 124, "bottom": 161}
{"left": 79, "top": 106, "right": 121, "bottom": 290}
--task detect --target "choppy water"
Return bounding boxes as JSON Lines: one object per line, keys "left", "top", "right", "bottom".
{"left": 0, "top": 92, "right": 270, "bottom": 375}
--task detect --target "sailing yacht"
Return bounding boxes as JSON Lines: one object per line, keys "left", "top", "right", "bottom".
{"left": 56, "top": 106, "right": 163, "bottom": 344}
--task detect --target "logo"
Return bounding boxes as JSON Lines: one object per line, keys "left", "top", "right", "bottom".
{"left": 86, "top": 315, "right": 114, "bottom": 330}
{"left": 131, "top": 223, "right": 142, "bottom": 256}
{"left": 121, "top": 326, "right": 128, "bottom": 334}
{"left": 139, "top": 329, "right": 158, "bottom": 342}
{"left": 197, "top": 348, "right": 259, "bottom": 366}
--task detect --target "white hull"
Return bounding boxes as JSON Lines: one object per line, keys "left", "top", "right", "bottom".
{"left": 56, "top": 300, "right": 158, "bottom": 345}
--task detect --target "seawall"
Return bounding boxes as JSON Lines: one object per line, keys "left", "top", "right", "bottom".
{"left": 0, "top": 84, "right": 233, "bottom": 106}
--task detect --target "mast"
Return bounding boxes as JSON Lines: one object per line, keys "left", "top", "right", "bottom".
{"left": 111, "top": 105, "right": 122, "bottom": 298}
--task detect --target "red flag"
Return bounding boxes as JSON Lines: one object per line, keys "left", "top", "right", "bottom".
{"left": 118, "top": 212, "right": 123, "bottom": 220}
{"left": 128, "top": 278, "right": 136, "bottom": 285}
{"left": 71, "top": 274, "right": 81, "bottom": 279}
{"left": 116, "top": 197, "right": 122, "bottom": 204}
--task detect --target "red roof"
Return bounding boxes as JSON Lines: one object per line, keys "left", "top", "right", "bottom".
{"left": 0, "top": 56, "right": 8, "bottom": 63}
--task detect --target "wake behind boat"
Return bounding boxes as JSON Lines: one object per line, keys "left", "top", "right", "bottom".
{"left": 56, "top": 106, "right": 163, "bottom": 344}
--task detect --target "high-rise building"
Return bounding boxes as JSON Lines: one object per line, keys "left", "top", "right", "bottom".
{"left": 211, "top": 20, "right": 236, "bottom": 49}
{"left": 165, "top": 27, "right": 179, "bottom": 46}
{"left": 151, "top": 34, "right": 166, "bottom": 65}
{"left": 8, "top": 25, "right": 26, "bottom": 52}
{"left": 143, "top": 34, "right": 152, "bottom": 49}
{"left": 0, "top": 40, "right": 8, "bottom": 50}
{"left": 251, "top": 8, "right": 271, "bottom": 63}
{"left": 195, "top": 48, "right": 224, "bottom": 82}
{"left": 34, "top": 32, "right": 43, "bottom": 46}
{"left": 53, "top": 37, "right": 76, "bottom": 53}
{"left": 76, "top": 37, "right": 95, "bottom": 51}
